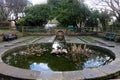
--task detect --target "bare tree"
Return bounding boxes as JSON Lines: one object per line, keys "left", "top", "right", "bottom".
{"left": 0, "top": 0, "right": 9, "bottom": 20}
{"left": 95, "top": 0, "right": 120, "bottom": 22}
{"left": 0, "top": 0, "right": 32, "bottom": 22}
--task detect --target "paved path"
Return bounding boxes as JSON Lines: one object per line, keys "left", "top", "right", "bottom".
{"left": 35, "top": 36, "right": 55, "bottom": 43}
{"left": 91, "top": 37, "right": 120, "bottom": 47}
{"left": 65, "top": 36, "right": 85, "bottom": 43}
{"left": 0, "top": 36, "right": 33, "bottom": 49}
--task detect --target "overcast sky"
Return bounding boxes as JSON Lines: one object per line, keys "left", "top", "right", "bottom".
{"left": 28, "top": 0, "right": 107, "bottom": 10}
{"left": 29, "top": 0, "right": 47, "bottom": 5}
{"left": 28, "top": 0, "right": 95, "bottom": 6}
{"left": 84, "top": 0, "right": 108, "bottom": 10}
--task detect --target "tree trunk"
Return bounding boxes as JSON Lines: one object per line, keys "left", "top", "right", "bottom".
{"left": 117, "top": 16, "right": 120, "bottom": 23}
{"left": 101, "top": 23, "right": 106, "bottom": 32}
{"left": 79, "top": 21, "right": 82, "bottom": 32}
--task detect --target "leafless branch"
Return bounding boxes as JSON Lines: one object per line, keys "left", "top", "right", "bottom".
{"left": 0, "top": 0, "right": 31, "bottom": 21}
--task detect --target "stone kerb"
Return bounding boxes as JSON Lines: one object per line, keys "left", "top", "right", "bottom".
{"left": 0, "top": 43, "right": 119, "bottom": 80}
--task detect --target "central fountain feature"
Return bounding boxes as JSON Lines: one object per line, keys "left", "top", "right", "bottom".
{"left": 0, "top": 31, "right": 117, "bottom": 80}
{"left": 2, "top": 31, "right": 115, "bottom": 72}
{"left": 2, "top": 43, "right": 114, "bottom": 71}
{"left": 51, "top": 30, "right": 67, "bottom": 54}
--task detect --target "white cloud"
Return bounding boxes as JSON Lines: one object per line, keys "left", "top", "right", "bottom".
{"left": 29, "top": 0, "right": 47, "bottom": 5}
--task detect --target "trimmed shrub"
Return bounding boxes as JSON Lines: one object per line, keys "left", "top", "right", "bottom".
{"left": 0, "top": 21, "right": 10, "bottom": 26}
{"left": 0, "top": 21, "right": 10, "bottom": 29}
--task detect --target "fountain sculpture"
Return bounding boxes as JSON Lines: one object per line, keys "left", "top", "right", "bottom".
{"left": 51, "top": 30, "right": 68, "bottom": 54}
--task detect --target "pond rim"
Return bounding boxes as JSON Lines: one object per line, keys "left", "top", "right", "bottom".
{"left": 0, "top": 43, "right": 120, "bottom": 80}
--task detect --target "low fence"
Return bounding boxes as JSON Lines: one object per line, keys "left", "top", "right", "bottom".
{"left": 18, "top": 26, "right": 55, "bottom": 36}
{"left": 106, "top": 27, "right": 120, "bottom": 33}
{"left": 17, "top": 26, "right": 98, "bottom": 36}
{"left": 0, "top": 26, "right": 10, "bottom": 30}
{"left": 24, "top": 28, "right": 46, "bottom": 33}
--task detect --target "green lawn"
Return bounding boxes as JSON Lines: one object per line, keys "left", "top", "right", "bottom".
{"left": 81, "top": 36, "right": 97, "bottom": 43}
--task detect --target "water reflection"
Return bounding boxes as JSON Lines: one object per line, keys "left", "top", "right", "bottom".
{"left": 30, "top": 63, "right": 52, "bottom": 72}
{"left": 83, "top": 56, "right": 112, "bottom": 69}
{"left": 2, "top": 43, "right": 114, "bottom": 71}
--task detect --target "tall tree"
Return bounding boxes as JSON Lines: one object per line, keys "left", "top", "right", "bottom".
{"left": 98, "top": 10, "right": 111, "bottom": 31}
{"left": 48, "top": 0, "right": 89, "bottom": 29}
{"left": 23, "top": 4, "right": 50, "bottom": 26}
{"left": 0, "top": 0, "right": 31, "bottom": 22}
{"left": 0, "top": 0, "right": 9, "bottom": 20}
{"left": 78, "top": 4, "right": 91, "bottom": 29}
{"left": 0, "top": 8, "right": 5, "bottom": 21}
{"left": 96, "top": 0, "right": 120, "bottom": 22}
{"left": 85, "top": 10, "right": 99, "bottom": 31}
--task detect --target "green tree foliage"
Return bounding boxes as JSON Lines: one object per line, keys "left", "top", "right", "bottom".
{"left": 86, "top": 10, "right": 99, "bottom": 28}
{"left": 85, "top": 9, "right": 111, "bottom": 32}
{"left": 98, "top": 10, "right": 111, "bottom": 31}
{"left": 17, "top": 18, "right": 26, "bottom": 26}
{"left": 18, "top": 4, "right": 50, "bottom": 27}
{"left": 0, "top": 9, "right": 5, "bottom": 21}
{"left": 78, "top": 4, "right": 91, "bottom": 28}
{"left": 17, "top": 0, "right": 111, "bottom": 32}
{"left": 112, "top": 21, "right": 120, "bottom": 28}
{"left": 110, "top": 20, "right": 120, "bottom": 32}
{"left": 48, "top": 0, "right": 90, "bottom": 28}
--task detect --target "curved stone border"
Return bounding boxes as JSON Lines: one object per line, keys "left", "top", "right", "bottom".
{"left": 0, "top": 43, "right": 120, "bottom": 80}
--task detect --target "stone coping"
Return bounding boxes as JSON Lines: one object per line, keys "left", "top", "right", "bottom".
{"left": 0, "top": 43, "right": 120, "bottom": 80}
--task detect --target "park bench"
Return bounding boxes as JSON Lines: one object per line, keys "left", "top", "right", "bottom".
{"left": 104, "top": 33, "right": 111, "bottom": 39}
{"left": 2, "top": 33, "right": 17, "bottom": 41}
{"left": 67, "top": 25, "right": 75, "bottom": 31}
{"left": 108, "top": 33, "right": 117, "bottom": 41}
{"left": 104, "top": 33, "right": 117, "bottom": 41}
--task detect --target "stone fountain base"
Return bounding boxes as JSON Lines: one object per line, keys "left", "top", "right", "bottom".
{"left": 51, "top": 49, "right": 68, "bottom": 54}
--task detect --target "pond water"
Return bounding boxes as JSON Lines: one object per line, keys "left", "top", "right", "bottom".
{"left": 2, "top": 43, "right": 114, "bottom": 72}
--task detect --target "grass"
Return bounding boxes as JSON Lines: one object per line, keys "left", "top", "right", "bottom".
{"left": 81, "top": 36, "right": 97, "bottom": 43}
{"left": 18, "top": 36, "right": 39, "bottom": 44}
{"left": 0, "top": 30, "right": 18, "bottom": 33}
